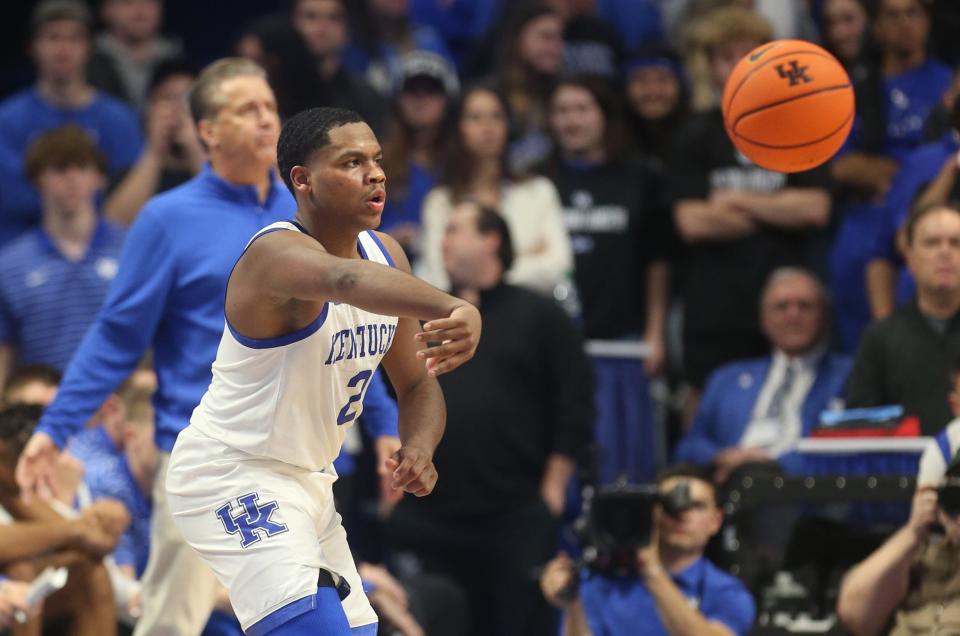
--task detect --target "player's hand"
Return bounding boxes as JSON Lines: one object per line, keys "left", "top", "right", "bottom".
{"left": 385, "top": 446, "right": 437, "bottom": 497}
{"left": 414, "top": 304, "right": 481, "bottom": 376}
{"left": 15, "top": 432, "right": 61, "bottom": 504}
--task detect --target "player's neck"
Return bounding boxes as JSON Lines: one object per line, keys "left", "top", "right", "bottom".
{"left": 296, "top": 214, "right": 360, "bottom": 259}
{"left": 883, "top": 49, "right": 925, "bottom": 76}
{"left": 37, "top": 76, "right": 94, "bottom": 109}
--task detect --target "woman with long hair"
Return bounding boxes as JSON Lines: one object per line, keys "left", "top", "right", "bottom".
{"left": 496, "top": 5, "right": 566, "bottom": 172}
{"left": 417, "top": 83, "right": 573, "bottom": 295}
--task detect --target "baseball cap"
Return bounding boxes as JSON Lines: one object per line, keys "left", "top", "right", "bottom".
{"left": 394, "top": 51, "right": 459, "bottom": 98}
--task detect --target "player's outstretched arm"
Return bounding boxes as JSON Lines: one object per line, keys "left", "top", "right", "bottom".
{"left": 242, "top": 230, "right": 481, "bottom": 374}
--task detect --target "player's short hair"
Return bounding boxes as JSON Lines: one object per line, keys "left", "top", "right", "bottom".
{"left": 472, "top": 204, "right": 514, "bottom": 272}
{"left": 277, "top": 107, "right": 365, "bottom": 194}
{"left": 188, "top": 57, "right": 266, "bottom": 124}
{"left": 656, "top": 463, "right": 717, "bottom": 506}
{"left": 695, "top": 6, "right": 772, "bottom": 53}
{"left": 905, "top": 201, "right": 960, "bottom": 246}
{"left": 24, "top": 125, "right": 107, "bottom": 184}
{"left": 0, "top": 404, "right": 42, "bottom": 465}
{"left": 2, "top": 365, "right": 62, "bottom": 405}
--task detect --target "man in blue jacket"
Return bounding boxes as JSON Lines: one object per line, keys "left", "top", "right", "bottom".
{"left": 12, "top": 57, "right": 397, "bottom": 636}
{"left": 674, "top": 267, "right": 851, "bottom": 482}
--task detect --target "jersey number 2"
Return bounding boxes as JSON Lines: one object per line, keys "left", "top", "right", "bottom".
{"left": 337, "top": 369, "right": 373, "bottom": 425}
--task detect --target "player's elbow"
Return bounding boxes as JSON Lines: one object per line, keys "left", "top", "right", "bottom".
{"left": 319, "top": 263, "right": 361, "bottom": 302}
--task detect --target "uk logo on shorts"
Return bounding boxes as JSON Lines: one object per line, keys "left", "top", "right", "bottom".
{"left": 215, "top": 493, "right": 289, "bottom": 548}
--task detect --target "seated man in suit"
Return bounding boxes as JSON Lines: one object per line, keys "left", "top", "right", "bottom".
{"left": 674, "top": 267, "right": 851, "bottom": 482}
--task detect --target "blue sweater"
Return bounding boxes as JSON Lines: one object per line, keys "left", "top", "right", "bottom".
{"left": 37, "top": 165, "right": 294, "bottom": 452}
{"left": 673, "top": 352, "right": 851, "bottom": 473}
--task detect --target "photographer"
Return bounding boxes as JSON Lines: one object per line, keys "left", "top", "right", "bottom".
{"left": 838, "top": 458, "right": 960, "bottom": 635}
{"left": 540, "top": 465, "right": 755, "bottom": 636}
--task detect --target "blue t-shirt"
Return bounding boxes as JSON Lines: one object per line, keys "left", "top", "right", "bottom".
{"left": 0, "top": 220, "right": 126, "bottom": 370}
{"left": 36, "top": 165, "right": 295, "bottom": 452}
{"left": 881, "top": 60, "right": 953, "bottom": 161}
{"left": 67, "top": 425, "right": 151, "bottom": 576}
{"left": 0, "top": 87, "right": 143, "bottom": 246}
{"left": 579, "top": 558, "right": 756, "bottom": 636}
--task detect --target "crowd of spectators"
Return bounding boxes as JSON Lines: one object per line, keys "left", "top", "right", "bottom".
{"left": 3, "top": 0, "right": 960, "bottom": 634}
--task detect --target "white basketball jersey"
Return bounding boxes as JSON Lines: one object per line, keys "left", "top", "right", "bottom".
{"left": 189, "top": 221, "right": 399, "bottom": 471}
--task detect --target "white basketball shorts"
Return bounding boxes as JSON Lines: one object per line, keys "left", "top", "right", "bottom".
{"left": 166, "top": 426, "right": 377, "bottom": 633}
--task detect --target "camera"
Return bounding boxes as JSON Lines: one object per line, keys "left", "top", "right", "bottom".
{"left": 938, "top": 477, "right": 960, "bottom": 517}
{"left": 576, "top": 481, "right": 694, "bottom": 576}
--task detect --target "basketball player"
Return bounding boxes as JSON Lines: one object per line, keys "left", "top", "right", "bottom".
{"left": 164, "top": 107, "right": 481, "bottom": 636}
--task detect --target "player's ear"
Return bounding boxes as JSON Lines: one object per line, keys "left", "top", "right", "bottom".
{"left": 290, "top": 165, "right": 310, "bottom": 193}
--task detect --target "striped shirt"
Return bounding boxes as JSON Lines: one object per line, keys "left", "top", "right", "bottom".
{"left": 0, "top": 221, "right": 126, "bottom": 370}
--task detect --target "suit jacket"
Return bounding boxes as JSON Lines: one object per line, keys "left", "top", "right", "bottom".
{"left": 673, "top": 352, "right": 852, "bottom": 473}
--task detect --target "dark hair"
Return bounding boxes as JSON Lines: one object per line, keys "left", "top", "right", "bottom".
{"left": 547, "top": 75, "right": 630, "bottom": 164}
{"left": 147, "top": 57, "right": 197, "bottom": 97}
{"left": 656, "top": 463, "right": 717, "bottom": 505}
{"left": 0, "top": 404, "right": 43, "bottom": 464}
{"left": 236, "top": 15, "right": 328, "bottom": 121}
{"left": 497, "top": 5, "right": 562, "bottom": 143}
{"left": 865, "top": 0, "right": 931, "bottom": 21}
{"left": 277, "top": 107, "right": 364, "bottom": 194}
{"left": 24, "top": 125, "right": 106, "bottom": 183}
{"left": 905, "top": 202, "right": 960, "bottom": 245}
{"left": 473, "top": 205, "right": 514, "bottom": 272}
{"left": 440, "top": 83, "right": 520, "bottom": 204}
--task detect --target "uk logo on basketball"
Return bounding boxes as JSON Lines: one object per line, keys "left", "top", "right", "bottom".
{"left": 775, "top": 61, "right": 812, "bottom": 86}
{"left": 215, "top": 493, "right": 289, "bottom": 548}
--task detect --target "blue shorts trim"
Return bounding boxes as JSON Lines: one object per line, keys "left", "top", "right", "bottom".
{"left": 351, "top": 623, "right": 378, "bottom": 635}
{"left": 245, "top": 594, "right": 315, "bottom": 636}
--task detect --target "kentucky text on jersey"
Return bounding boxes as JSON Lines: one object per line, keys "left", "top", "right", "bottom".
{"left": 324, "top": 322, "right": 398, "bottom": 365}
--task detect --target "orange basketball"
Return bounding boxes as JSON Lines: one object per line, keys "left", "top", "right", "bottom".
{"left": 722, "top": 39, "right": 854, "bottom": 173}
